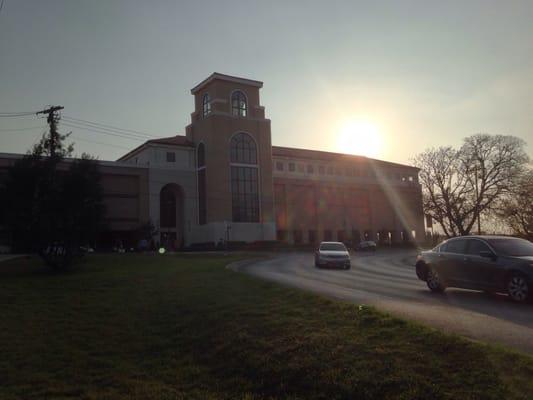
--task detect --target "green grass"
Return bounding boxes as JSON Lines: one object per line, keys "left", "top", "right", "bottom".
{"left": 1, "top": 254, "right": 532, "bottom": 400}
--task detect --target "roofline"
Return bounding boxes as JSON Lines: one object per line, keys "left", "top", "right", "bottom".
{"left": 191, "top": 72, "right": 263, "bottom": 94}
{"left": 0, "top": 152, "right": 146, "bottom": 168}
{"left": 271, "top": 146, "right": 420, "bottom": 170}
{"left": 116, "top": 138, "right": 194, "bottom": 162}
{"left": 116, "top": 142, "right": 149, "bottom": 162}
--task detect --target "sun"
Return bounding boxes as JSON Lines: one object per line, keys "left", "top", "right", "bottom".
{"left": 337, "top": 119, "right": 382, "bottom": 158}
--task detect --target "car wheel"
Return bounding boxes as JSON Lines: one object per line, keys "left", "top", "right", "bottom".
{"left": 426, "top": 268, "right": 445, "bottom": 293}
{"left": 507, "top": 273, "right": 529, "bottom": 303}
{"left": 415, "top": 261, "right": 428, "bottom": 281}
{"left": 345, "top": 264, "right": 351, "bottom": 270}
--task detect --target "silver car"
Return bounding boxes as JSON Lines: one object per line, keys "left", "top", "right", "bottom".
{"left": 315, "top": 241, "right": 351, "bottom": 269}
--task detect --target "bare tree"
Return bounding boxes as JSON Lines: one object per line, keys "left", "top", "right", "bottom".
{"left": 413, "top": 134, "right": 529, "bottom": 237}
{"left": 498, "top": 170, "right": 533, "bottom": 240}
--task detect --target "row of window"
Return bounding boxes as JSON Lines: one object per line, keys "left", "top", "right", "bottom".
{"left": 274, "top": 160, "right": 416, "bottom": 182}
{"left": 276, "top": 229, "right": 416, "bottom": 243}
{"left": 202, "top": 90, "right": 247, "bottom": 118}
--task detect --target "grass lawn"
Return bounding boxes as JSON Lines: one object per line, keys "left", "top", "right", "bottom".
{"left": 1, "top": 254, "right": 532, "bottom": 400}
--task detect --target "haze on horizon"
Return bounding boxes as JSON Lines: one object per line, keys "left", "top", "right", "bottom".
{"left": 0, "top": 0, "right": 532, "bottom": 164}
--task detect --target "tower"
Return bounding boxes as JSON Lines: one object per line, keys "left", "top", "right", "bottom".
{"left": 186, "top": 73, "right": 275, "bottom": 243}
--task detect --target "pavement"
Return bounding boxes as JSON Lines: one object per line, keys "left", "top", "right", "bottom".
{"left": 231, "top": 249, "right": 533, "bottom": 354}
{"left": 0, "top": 254, "right": 26, "bottom": 263}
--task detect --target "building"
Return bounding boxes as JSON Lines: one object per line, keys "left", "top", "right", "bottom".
{"left": 0, "top": 73, "right": 424, "bottom": 249}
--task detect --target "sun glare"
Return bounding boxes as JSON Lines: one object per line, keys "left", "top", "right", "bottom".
{"left": 337, "top": 119, "right": 382, "bottom": 158}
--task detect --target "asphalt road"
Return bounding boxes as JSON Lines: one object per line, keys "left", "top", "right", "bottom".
{"left": 233, "top": 250, "right": 533, "bottom": 354}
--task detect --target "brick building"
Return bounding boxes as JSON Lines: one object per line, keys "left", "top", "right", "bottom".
{"left": 0, "top": 73, "right": 424, "bottom": 249}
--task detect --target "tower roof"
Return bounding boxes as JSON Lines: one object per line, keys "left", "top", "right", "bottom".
{"left": 191, "top": 72, "right": 263, "bottom": 94}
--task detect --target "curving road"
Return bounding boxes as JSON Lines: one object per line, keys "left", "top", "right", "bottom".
{"left": 233, "top": 250, "right": 533, "bottom": 354}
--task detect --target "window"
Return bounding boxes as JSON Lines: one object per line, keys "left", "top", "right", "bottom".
{"left": 307, "top": 164, "right": 314, "bottom": 174}
{"left": 288, "top": 162, "right": 295, "bottom": 172}
{"left": 324, "top": 230, "right": 332, "bottom": 241}
{"left": 320, "top": 242, "right": 346, "bottom": 251}
{"left": 466, "top": 239, "right": 491, "bottom": 255}
{"left": 446, "top": 239, "right": 467, "bottom": 254}
{"left": 337, "top": 230, "right": 346, "bottom": 243}
{"left": 318, "top": 166, "right": 325, "bottom": 175}
{"left": 197, "top": 143, "right": 205, "bottom": 168}
{"left": 231, "top": 90, "right": 247, "bottom": 117}
{"left": 276, "top": 161, "right": 284, "bottom": 171}
{"left": 197, "top": 143, "right": 207, "bottom": 225}
{"left": 230, "top": 133, "right": 259, "bottom": 222}
{"left": 202, "top": 93, "right": 211, "bottom": 117}
{"left": 166, "top": 152, "right": 176, "bottom": 162}
{"left": 231, "top": 166, "right": 259, "bottom": 222}
{"left": 487, "top": 238, "right": 533, "bottom": 256}
{"left": 308, "top": 230, "right": 317, "bottom": 244}
{"left": 327, "top": 166, "right": 334, "bottom": 175}
{"left": 160, "top": 187, "right": 176, "bottom": 228}
{"left": 230, "top": 133, "right": 257, "bottom": 164}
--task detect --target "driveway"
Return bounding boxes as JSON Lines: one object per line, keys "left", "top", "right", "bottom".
{"left": 233, "top": 250, "right": 533, "bottom": 354}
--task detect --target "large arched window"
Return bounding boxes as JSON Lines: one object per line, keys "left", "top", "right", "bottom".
{"left": 197, "top": 143, "right": 207, "bottom": 225}
{"left": 230, "top": 132, "right": 257, "bottom": 164}
{"left": 231, "top": 90, "right": 247, "bottom": 117}
{"left": 230, "top": 133, "right": 259, "bottom": 222}
{"left": 202, "top": 93, "right": 211, "bottom": 117}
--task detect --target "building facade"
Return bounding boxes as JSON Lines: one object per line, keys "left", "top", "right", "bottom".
{"left": 0, "top": 73, "right": 425, "bottom": 249}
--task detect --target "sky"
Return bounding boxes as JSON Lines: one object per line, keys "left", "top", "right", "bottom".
{"left": 0, "top": 0, "right": 532, "bottom": 164}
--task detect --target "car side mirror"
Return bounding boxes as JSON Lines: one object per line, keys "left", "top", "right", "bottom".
{"left": 479, "top": 250, "right": 496, "bottom": 260}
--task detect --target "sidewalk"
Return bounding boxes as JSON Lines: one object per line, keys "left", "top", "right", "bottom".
{"left": 0, "top": 254, "right": 26, "bottom": 263}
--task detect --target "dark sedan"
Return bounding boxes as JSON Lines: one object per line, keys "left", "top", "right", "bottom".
{"left": 415, "top": 236, "right": 533, "bottom": 303}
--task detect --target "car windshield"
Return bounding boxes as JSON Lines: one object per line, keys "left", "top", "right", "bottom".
{"left": 487, "top": 238, "right": 533, "bottom": 257}
{"left": 320, "top": 243, "right": 346, "bottom": 251}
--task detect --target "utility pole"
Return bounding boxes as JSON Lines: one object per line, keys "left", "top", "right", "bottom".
{"left": 36, "top": 106, "right": 64, "bottom": 158}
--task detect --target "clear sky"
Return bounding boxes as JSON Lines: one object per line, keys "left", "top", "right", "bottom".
{"left": 1, "top": 0, "right": 532, "bottom": 164}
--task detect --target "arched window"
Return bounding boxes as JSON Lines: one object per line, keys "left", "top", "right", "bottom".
{"left": 231, "top": 90, "right": 247, "bottom": 117}
{"left": 197, "top": 142, "right": 205, "bottom": 168}
{"left": 160, "top": 187, "right": 176, "bottom": 228}
{"left": 197, "top": 143, "right": 207, "bottom": 225}
{"left": 230, "top": 133, "right": 259, "bottom": 222}
{"left": 202, "top": 93, "right": 211, "bottom": 117}
{"left": 230, "top": 132, "right": 257, "bottom": 164}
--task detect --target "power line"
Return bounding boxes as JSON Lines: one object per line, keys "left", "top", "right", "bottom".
{"left": 69, "top": 135, "right": 133, "bottom": 150}
{"left": 61, "top": 121, "right": 149, "bottom": 142}
{"left": 63, "top": 115, "right": 159, "bottom": 139}
{"left": 0, "top": 126, "right": 46, "bottom": 132}
{"left": 0, "top": 112, "right": 39, "bottom": 118}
